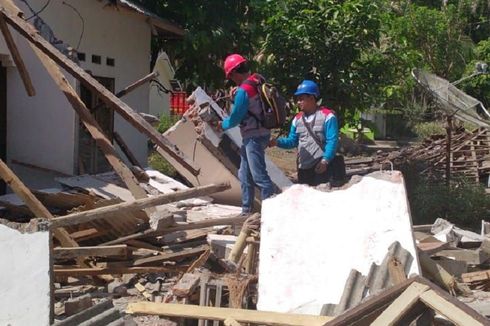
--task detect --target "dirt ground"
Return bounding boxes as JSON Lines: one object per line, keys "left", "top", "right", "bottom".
{"left": 266, "top": 147, "right": 297, "bottom": 178}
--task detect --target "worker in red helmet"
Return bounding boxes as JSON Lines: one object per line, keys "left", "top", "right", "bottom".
{"left": 216, "top": 54, "right": 274, "bottom": 214}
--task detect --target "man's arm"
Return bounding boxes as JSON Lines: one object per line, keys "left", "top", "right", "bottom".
{"left": 221, "top": 88, "right": 249, "bottom": 130}
{"left": 277, "top": 119, "right": 299, "bottom": 149}
{"left": 322, "top": 115, "right": 338, "bottom": 162}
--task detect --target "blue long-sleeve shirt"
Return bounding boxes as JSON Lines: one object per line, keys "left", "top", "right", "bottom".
{"left": 277, "top": 109, "right": 338, "bottom": 162}
{"left": 222, "top": 88, "right": 249, "bottom": 130}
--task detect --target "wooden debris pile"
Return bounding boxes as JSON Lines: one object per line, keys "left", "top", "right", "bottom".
{"left": 345, "top": 127, "right": 490, "bottom": 183}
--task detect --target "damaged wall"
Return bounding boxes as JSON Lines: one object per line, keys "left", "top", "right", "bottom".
{"left": 0, "top": 0, "right": 155, "bottom": 189}
{"left": 0, "top": 221, "right": 51, "bottom": 325}
{"left": 258, "top": 171, "right": 420, "bottom": 315}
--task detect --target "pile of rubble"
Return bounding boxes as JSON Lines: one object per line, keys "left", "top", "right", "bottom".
{"left": 345, "top": 127, "right": 490, "bottom": 183}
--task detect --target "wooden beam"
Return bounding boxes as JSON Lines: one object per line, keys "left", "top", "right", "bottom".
{"left": 23, "top": 32, "right": 150, "bottom": 212}
{"left": 0, "top": 8, "right": 199, "bottom": 176}
{"left": 0, "top": 159, "right": 78, "bottom": 248}
{"left": 371, "top": 282, "right": 429, "bottom": 326}
{"left": 419, "top": 290, "right": 484, "bottom": 326}
{"left": 132, "top": 245, "right": 208, "bottom": 266}
{"left": 92, "top": 71, "right": 158, "bottom": 111}
{"left": 461, "top": 269, "right": 490, "bottom": 283}
{"left": 102, "top": 213, "right": 248, "bottom": 246}
{"left": 113, "top": 131, "right": 141, "bottom": 168}
{"left": 54, "top": 266, "right": 184, "bottom": 276}
{"left": 126, "top": 303, "right": 332, "bottom": 326}
{"left": 50, "top": 182, "right": 230, "bottom": 228}
{"left": 0, "top": 15, "right": 34, "bottom": 96}
{"left": 53, "top": 245, "right": 129, "bottom": 259}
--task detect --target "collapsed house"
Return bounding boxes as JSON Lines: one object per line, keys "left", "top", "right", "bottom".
{"left": 0, "top": 1, "right": 489, "bottom": 326}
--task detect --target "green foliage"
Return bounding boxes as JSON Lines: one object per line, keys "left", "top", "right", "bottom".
{"left": 462, "top": 40, "right": 490, "bottom": 107}
{"left": 256, "top": 0, "right": 382, "bottom": 117}
{"left": 413, "top": 121, "right": 446, "bottom": 139}
{"left": 148, "top": 151, "right": 177, "bottom": 177}
{"left": 148, "top": 114, "right": 180, "bottom": 177}
{"left": 409, "top": 178, "right": 490, "bottom": 229}
{"left": 157, "top": 114, "right": 181, "bottom": 134}
{"left": 139, "top": 0, "right": 261, "bottom": 89}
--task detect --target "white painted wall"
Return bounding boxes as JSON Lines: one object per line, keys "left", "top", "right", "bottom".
{"left": 31, "top": 0, "right": 152, "bottom": 167}
{"left": 258, "top": 171, "right": 420, "bottom": 315}
{"left": 0, "top": 224, "right": 51, "bottom": 326}
{"left": 1, "top": 0, "right": 154, "bottom": 188}
{"left": 5, "top": 24, "right": 78, "bottom": 183}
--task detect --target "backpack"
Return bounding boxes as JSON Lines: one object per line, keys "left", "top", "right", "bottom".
{"left": 242, "top": 76, "right": 289, "bottom": 129}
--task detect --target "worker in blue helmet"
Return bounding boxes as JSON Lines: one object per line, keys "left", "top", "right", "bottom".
{"left": 270, "top": 80, "right": 342, "bottom": 186}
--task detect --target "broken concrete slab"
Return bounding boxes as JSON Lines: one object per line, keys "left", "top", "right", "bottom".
{"left": 258, "top": 171, "right": 420, "bottom": 315}
{"left": 64, "top": 294, "right": 93, "bottom": 317}
{"left": 0, "top": 220, "right": 51, "bottom": 325}
{"left": 158, "top": 87, "right": 292, "bottom": 206}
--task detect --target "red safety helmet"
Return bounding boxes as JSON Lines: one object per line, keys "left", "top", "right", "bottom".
{"left": 224, "top": 54, "right": 247, "bottom": 78}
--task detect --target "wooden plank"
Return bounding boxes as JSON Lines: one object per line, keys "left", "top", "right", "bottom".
{"left": 53, "top": 245, "right": 129, "bottom": 259}
{"left": 102, "top": 214, "right": 248, "bottom": 246}
{"left": 50, "top": 182, "right": 230, "bottom": 228}
{"left": 132, "top": 245, "right": 208, "bottom": 266}
{"left": 54, "top": 266, "right": 185, "bottom": 276}
{"left": 0, "top": 7, "right": 199, "bottom": 176}
{"left": 92, "top": 71, "right": 158, "bottom": 111}
{"left": 126, "top": 303, "right": 332, "bottom": 326}
{"left": 0, "top": 15, "right": 34, "bottom": 96}
{"left": 371, "top": 282, "right": 429, "bottom": 326}
{"left": 419, "top": 290, "right": 484, "bottom": 326}
{"left": 70, "top": 228, "right": 108, "bottom": 241}
{"left": 461, "top": 269, "right": 490, "bottom": 283}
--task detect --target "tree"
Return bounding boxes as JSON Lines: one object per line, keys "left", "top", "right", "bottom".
{"left": 138, "top": 0, "right": 261, "bottom": 89}
{"left": 255, "top": 0, "right": 382, "bottom": 119}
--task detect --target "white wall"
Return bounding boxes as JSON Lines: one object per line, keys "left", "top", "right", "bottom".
{"left": 5, "top": 24, "right": 78, "bottom": 181}
{"left": 3, "top": 0, "right": 153, "bottom": 186}
{"left": 0, "top": 224, "right": 51, "bottom": 326}
{"left": 30, "top": 0, "right": 152, "bottom": 167}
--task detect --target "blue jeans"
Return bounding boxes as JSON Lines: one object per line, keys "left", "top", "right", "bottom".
{"left": 239, "top": 135, "right": 275, "bottom": 213}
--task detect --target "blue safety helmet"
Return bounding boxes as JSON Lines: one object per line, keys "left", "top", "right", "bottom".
{"left": 294, "top": 80, "right": 320, "bottom": 98}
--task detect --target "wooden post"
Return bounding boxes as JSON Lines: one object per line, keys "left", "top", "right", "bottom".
{"left": 113, "top": 131, "right": 141, "bottom": 168}
{"left": 92, "top": 71, "right": 158, "bottom": 111}
{"left": 0, "top": 15, "right": 35, "bottom": 96}
{"left": 0, "top": 8, "right": 200, "bottom": 176}
{"left": 446, "top": 115, "right": 452, "bottom": 187}
{"left": 245, "top": 237, "right": 257, "bottom": 274}
{"left": 50, "top": 182, "right": 231, "bottom": 228}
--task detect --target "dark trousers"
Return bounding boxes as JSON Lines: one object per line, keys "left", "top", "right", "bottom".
{"left": 297, "top": 155, "right": 346, "bottom": 187}
{"left": 298, "top": 165, "right": 333, "bottom": 186}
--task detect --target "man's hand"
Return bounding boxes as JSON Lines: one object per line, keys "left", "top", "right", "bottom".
{"left": 315, "top": 159, "right": 328, "bottom": 174}
{"left": 268, "top": 139, "right": 277, "bottom": 147}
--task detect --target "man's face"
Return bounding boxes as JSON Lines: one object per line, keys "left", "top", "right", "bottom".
{"left": 229, "top": 71, "right": 245, "bottom": 85}
{"left": 296, "top": 94, "right": 317, "bottom": 113}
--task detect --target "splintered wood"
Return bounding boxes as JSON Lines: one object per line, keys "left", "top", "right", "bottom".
{"left": 346, "top": 127, "right": 490, "bottom": 182}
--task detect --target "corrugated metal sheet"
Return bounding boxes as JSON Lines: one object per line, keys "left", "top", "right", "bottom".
{"left": 321, "top": 241, "right": 416, "bottom": 316}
